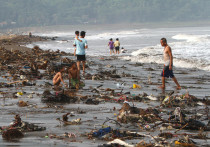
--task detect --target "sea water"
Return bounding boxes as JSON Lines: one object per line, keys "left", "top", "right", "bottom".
{"left": 27, "top": 26, "right": 210, "bottom": 71}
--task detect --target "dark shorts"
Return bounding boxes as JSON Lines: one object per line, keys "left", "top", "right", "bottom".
{"left": 77, "top": 55, "right": 86, "bottom": 61}
{"left": 115, "top": 46, "right": 119, "bottom": 51}
{"left": 110, "top": 48, "right": 114, "bottom": 50}
{"left": 161, "top": 66, "right": 174, "bottom": 78}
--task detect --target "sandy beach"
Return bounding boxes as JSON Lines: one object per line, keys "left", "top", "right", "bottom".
{"left": 0, "top": 34, "right": 210, "bottom": 147}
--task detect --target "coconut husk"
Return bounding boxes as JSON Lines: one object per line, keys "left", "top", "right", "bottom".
{"left": 19, "top": 100, "right": 28, "bottom": 107}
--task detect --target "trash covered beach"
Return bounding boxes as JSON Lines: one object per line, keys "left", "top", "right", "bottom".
{"left": 0, "top": 34, "right": 210, "bottom": 147}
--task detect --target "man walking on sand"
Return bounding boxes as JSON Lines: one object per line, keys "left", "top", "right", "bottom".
{"left": 73, "top": 31, "right": 88, "bottom": 75}
{"left": 158, "top": 38, "right": 181, "bottom": 90}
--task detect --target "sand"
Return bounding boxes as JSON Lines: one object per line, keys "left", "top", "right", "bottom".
{"left": 0, "top": 34, "right": 48, "bottom": 52}
{"left": 0, "top": 34, "right": 210, "bottom": 146}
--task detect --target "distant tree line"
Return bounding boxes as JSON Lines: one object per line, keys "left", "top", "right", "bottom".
{"left": 0, "top": 0, "right": 210, "bottom": 29}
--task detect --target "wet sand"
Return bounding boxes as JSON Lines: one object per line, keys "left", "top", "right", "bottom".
{"left": 0, "top": 35, "right": 210, "bottom": 146}
{"left": 0, "top": 34, "right": 48, "bottom": 52}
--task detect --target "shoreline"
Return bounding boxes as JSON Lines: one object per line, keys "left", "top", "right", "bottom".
{"left": 0, "top": 34, "right": 50, "bottom": 52}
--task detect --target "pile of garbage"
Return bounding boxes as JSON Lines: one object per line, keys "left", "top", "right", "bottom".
{"left": 117, "top": 103, "right": 160, "bottom": 123}
{"left": 0, "top": 115, "right": 46, "bottom": 140}
{"left": 88, "top": 126, "right": 146, "bottom": 142}
{"left": 174, "top": 135, "right": 196, "bottom": 146}
{"left": 161, "top": 91, "right": 200, "bottom": 108}
{"left": 41, "top": 90, "right": 77, "bottom": 103}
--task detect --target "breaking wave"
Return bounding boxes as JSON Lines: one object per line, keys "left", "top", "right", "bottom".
{"left": 126, "top": 34, "right": 210, "bottom": 71}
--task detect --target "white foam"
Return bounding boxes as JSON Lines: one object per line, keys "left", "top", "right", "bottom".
{"left": 172, "top": 34, "right": 209, "bottom": 42}
{"left": 86, "top": 30, "right": 141, "bottom": 40}
{"left": 32, "top": 31, "right": 75, "bottom": 37}
{"left": 125, "top": 34, "right": 210, "bottom": 71}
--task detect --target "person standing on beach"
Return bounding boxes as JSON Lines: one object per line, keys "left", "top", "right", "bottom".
{"left": 73, "top": 31, "right": 88, "bottom": 75}
{"left": 108, "top": 38, "right": 115, "bottom": 55}
{"left": 158, "top": 38, "right": 181, "bottom": 90}
{"left": 74, "top": 31, "right": 82, "bottom": 56}
{"left": 114, "top": 38, "right": 120, "bottom": 54}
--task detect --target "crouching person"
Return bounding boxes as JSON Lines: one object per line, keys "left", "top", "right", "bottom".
{"left": 69, "top": 62, "right": 85, "bottom": 89}
{"left": 53, "top": 65, "right": 68, "bottom": 87}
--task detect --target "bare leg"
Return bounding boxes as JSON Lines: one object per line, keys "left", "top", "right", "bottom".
{"left": 158, "top": 76, "right": 165, "bottom": 89}
{"left": 77, "top": 61, "right": 80, "bottom": 75}
{"left": 110, "top": 51, "right": 111, "bottom": 55}
{"left": 172, "top": 76, "right": 181, "bottom": 90}
{"left": 82, "top": 61, "right": 86, "bottom": 75}
{"left": 53, "top": 77, "right": 61, "bottom": 86}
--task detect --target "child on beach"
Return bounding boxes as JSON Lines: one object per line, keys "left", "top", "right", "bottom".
{"left": 108, "top": 38, "right": 115, "bottom": 55}
{"left": 53, "top": 65, "right": 68, "bottom": 87}
{"left": 121, "top": 47, "right": 127, "bottom": 53}
{"left": 114, "top": 38, "right": 120, "bottom": 54}
{"left": 74, "top": 31, "right": 82, "bottom": 56}
{"left": 68, "top": 62, "right": 85, "bottom": 88}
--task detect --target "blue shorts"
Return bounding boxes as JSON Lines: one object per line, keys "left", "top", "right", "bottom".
{"left": 161, "top": 66, "right": 174, "bottom": 78}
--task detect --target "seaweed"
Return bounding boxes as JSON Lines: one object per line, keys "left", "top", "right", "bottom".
{"left": 2, "top": 129, "right": 24, "bottom": 140}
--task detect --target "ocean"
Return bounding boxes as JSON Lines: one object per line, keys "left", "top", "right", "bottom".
{"left": 27, "top": 26, "right": 210, "bottom": 71}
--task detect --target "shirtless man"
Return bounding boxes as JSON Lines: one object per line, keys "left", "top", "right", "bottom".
{"left": 68, "top": 62, "right": 81, "bottom": 88}
{"left": 53, "top": 65, "right": 68, "bottom": 87}
{"left": 158, "top": 38, "right": 181, "bottom": 90}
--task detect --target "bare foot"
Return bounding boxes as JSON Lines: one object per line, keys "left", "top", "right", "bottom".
{"left": 158, "top": 86, "right": 165, "bottom": 89}
{"left": 176, "top": 86, "right": 181, "bottom": 90}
